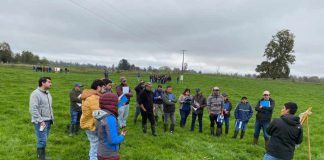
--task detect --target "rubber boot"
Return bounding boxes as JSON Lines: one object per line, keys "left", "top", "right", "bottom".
{"left": 164, "top": 124, "right": 168, "bottom": 132}
{"left": 232, "top": 130, "right": 239, "bottom": 139}
{"left": 225, "top": 127, "right": 229, "bottom": 135}
{"left": 240, "top": 131, "right": 245, "bottom": 139}
{"left": 170, "top": 124, "right": 175, "bottom": 133}
{"left": 37, "top": 148, "right": 45, "bottom": 160}
{"left": 68, "top": 124, "right": 75, "bottom": 136}
{"left": 151, "top": 125, "right": 157, "bottom": 136}
{"left": 253, "top": 138, "right": 258, "bottom": 145}
{"left": 142, "top": 125, "right": 147, "bottom": 134}
{"left": 210, "top": 127, "right": 215, "bottom": 136}
{"left": 216, "top": 128, "right": 222, "bottom": 137}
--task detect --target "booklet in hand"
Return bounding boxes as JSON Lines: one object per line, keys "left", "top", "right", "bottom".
{"left": 260, "top": 100, "right": 270, "bottom": 107}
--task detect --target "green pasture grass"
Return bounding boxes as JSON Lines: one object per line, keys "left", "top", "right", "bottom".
{"left": 0, "top": 64, "right": 323, "bottom": 160}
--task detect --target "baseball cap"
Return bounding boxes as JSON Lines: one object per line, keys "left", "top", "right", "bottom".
{"left": 74, "top": 83, "right": 83, "bottom": 87}
{"left": 213, "top": 86, "right": 220, "bottom": 91}
{"left": 263, "top": 90, "right": 270, "bottom": 95}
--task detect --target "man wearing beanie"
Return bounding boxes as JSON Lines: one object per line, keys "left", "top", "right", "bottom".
{"left": 94, "top": 93, "right": 127, "bottom": 160}
{"left": 263, "top": 102, "right": 303, "bottom": 160}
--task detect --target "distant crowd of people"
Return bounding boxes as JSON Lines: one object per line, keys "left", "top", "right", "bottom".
{"left": 32, "top": 65, "right": 69, "bottom": 73}
{"left": 29, "top": 76, "right": 303, "bottom": 160}
{"left": 149, "top": 74, "right": 172, "bottom": 84}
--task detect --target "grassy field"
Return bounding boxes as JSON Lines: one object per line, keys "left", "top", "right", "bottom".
{"left": 0, "top": 64, "right": 323, "bottom": 160}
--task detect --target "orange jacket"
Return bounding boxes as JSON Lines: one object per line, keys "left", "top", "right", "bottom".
{"left": 80, "top": 89, "right": 102, "bottom": 131}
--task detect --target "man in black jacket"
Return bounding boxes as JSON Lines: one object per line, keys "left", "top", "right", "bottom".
{"left": 69, "top": 83, "right": 82, "bottom": 136}
{"left": 139, "top": 82, "right": 156, "bottom": 136}
{"left": 253, "top": 90, "right": 275, "bottom": 147}
{"left": 263, "top": 102, "right": 303, "bottom": 160}
{"left": 134, "top": 80, "right": 145, "bottom": 124}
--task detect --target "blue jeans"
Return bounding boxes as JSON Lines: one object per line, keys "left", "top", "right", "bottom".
{"left": 179, "top": 109, "right": 190, "bottom": 126}
{"left": 85, "top": 130, "right": 98, "bottom": 160}
{"left": 70, "top": 110, "right": 81, "bottom": 125}
{"left": 224, "top": 117, "right": 230, "bottom": 128}
{"left": 191, "top": 113, "right": 203, "bottom": 131}
{"left": 254, "top": 120, "right": 270, "bottom": 140}
{"left": 34, "top": 121, "right": 52, "bottom": 148}
{"left": 263, "top": 153, "right": 283, "bottom": 160}
{"left": 118, "top": 104, "right": 129, "bottom": 128}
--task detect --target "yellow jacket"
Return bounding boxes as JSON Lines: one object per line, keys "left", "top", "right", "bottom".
{"left": 80, "top": 89, "right": 102, "bottom": 131}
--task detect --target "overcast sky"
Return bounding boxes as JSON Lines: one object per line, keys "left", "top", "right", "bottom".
{"left": 1, "top": 0, "right": 323, "bottom": 76}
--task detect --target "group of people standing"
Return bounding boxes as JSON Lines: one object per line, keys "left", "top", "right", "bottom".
{"left": 29, "top": 76, "right": 303, "bottom": 160}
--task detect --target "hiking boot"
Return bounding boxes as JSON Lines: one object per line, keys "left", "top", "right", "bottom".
{"left": 232, "top": 130, "right": 239, "bottom": 139}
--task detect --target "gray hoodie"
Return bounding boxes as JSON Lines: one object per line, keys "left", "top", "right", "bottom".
{"left": 29, "top": 87, "right": 54, "bottom": 123}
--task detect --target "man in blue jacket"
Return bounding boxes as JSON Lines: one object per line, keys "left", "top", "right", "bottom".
{"left": 233, "top": 96, "right": 253, "bottom": 139}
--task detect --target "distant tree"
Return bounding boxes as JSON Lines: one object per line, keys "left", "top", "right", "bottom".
{"left": 256, "top": 29, "right": 296, "bottom": 79}
{"left": 173, "top": 67, "right": 180, "bottom": 73}
{"left": 159, "top": 66, "right": 172, "bottom": 72}
{"left": 148, "top": 66, "right": 153, "bottom": 71}
{"left": 0, "top": 42, "right": 13, "bottom": 63}
{"left": 117, "top": 59, "right": 131, "bottom": 70}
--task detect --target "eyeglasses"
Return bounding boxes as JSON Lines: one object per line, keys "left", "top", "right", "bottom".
{"left": 263, "top": 94, "right": 269, "bottom": 96}
{"left": 213, "top": 90, "right": 219, "bottom": 91}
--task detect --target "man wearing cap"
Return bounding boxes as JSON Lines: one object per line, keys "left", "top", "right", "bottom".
{"left": 69, "top": 83, "right": 83, "bottom": 136}
{"left": 116, "top": 77, "right": 133, "bottom": 128}
{"left": 133, "top": 80, "right": 145, "bottom": 124}
{"left": 139, "top": 82, "right": 157, "bottom": 136}
{"left": 207, "top": 86, "right": 224, "bottom": 136}
{"left": 253, "top": 90, "right": 275, "bottom": 148}
{"left": 263, "top": 102, "right": 303, "bottom": 160}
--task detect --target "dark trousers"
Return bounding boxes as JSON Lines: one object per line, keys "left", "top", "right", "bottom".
{"left": 179, "top": 109, "right": 190, "bottom": 126}
{"left": 191, "top": 112, "right": 203, "bottom": 131}
{"left": 209, "top": 114, "right": 222, "bottom": 128}
{"left": 141, "top": 110, "right": 155, "bottom": 126}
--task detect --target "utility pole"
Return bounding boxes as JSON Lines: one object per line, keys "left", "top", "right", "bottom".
{"left": 181, "top": 50, "right": 187, "bottom": 73}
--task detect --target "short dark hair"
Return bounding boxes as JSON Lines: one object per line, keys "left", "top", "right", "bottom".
{"left": 284, "top": 102, "right": 298, "bottom": 115}
{"left": 158, "top": 84, "right": 162, "bottom": 88}
{"left": 182, "top": 88, "right": 190, "bottom": 95}
{"left": 38, "top": 77, "right": 51, "bottom": 87}
{"left": 166, "top": 85, "right": 172, "bottom": 89}
{"left": 102, "top": 78, "right": 112, "bottom": 85}
{"left": 91, "top": 79, "right": 105, "bottom": 90}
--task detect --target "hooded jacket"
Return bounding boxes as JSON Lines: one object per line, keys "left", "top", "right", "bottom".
{"left": 162, "top": 92, "right": 177, "bottom": 113}
{"left": 266, "top": 114, "right": 303, "bottom": 160}
{"left": 80, "top": 89, "right": 102, "bottom": 131}
{"left": 94, "top": 110, "right": 124, "bottom": 158}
